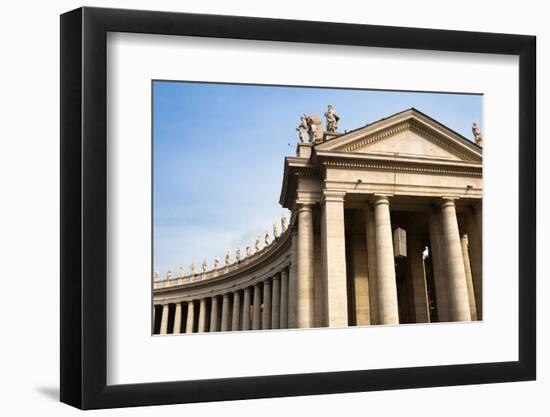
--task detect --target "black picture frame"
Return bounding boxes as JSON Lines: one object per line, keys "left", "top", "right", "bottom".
{"left": 60, "top": 6, "right": 536, "bottom": 410}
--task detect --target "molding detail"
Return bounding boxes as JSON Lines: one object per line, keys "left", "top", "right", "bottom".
{"left": 324, "top": 160, "right": 482, "bottom": 177}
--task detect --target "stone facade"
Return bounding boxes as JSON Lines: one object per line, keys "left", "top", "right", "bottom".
{"left": 153, "top": 108, "right": 482, "bottom": 334}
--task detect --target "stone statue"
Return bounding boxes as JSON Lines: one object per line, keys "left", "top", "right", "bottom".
{"left": 214, "top": 257, "right": 221, "bottom": 270}
{"left": 236, "top": 247, "right": 241, "bottom": 263}
{"left": 472, "top": 122, "right": 483, "bottom": 146}
{"left": 306, "top": 114, "right": 324, "bottom": 143}
{"left": 201, "top": 259, "right": 208, "bottom": 273}
{"left": 281, "top": 215, "right": 288, "bottom": 232}
{"left": 225, "top": 251, "right": 231, "bottom": 266}
{"left": 178, "top": 266, "right": 185, "bottom": 278}
{"left": 264, "top": 230, "right": 271, "bottom": 246}
{"left": 324, "top": 104, "right": 340, "bottom": 133}
{"left": 246, "top": 245, "right": 252, "bottom": 257}
{"left": 273, "top": 223, "right": 280, "bottom": 240}
{"left": 154, "top": 270, "right": 160, "bottom": 281}
{"left": 166, "top": 269, "right": 172, "bottom": 280}
{"left": 189, "top": 262, "right": 196, "bottom": 275}
{"left": 255, "top": 236, "right": 261, "bottom": 252}
{"left": 296, "top": 114, "right": 310, "bottom": 143}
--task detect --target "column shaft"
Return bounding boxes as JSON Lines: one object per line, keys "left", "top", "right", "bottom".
{"left": 351, "top": 210, "right": 370, "bottom": 326}
{"left": 210, "top": 296, "right": 219, "bottom": 332}
{"left": 242, "top": 287, "right": 251, "bottom": 330}
{"left": 466, "top": 204, "right": 482, "bottom": 319}
{"left": 186, "top": 301, "right": 195, "bottom": 333}
{"left": 439, "top": 199, "right": 471, "bottom": 321}
{"left": 280, "top": 268, "right": 289, "bottom": 328}
{"left": 408, "top": 234, "right": 430, "bottom": 323}
{"left": 296, "top": 204, "right": 315, "bottom": 328}
{"left": 198, "top": 299, "right": 207, "bottom": 333}
{"left": 321, "top": 192, "right": 349, "bottom": 327}
{"left": 461, "top": 234, "right": 478, "bottom": 320}
{"left": 153, "top": 305, "right": 156, "bottom": 333}
{"left": 159, "top": 304, "right": 169, "bottom": 335}
{"left": 288, "top": 230, "right": 298, "bottom": 328}
{"left": 252, "top": 283, "right": 262, "bottom": 330}
{"left": 221, "top": 293, "right": 231, "bottom": 331}
{"left": 173, "top": 302, "right": 182, "bottom": 334}
{"left": 429, "top": 212, "right": 449, "bottom": 321}
{"left": 272, "top": 275, "right": 281, "bottom": 329}
{"left": 262, "top": 279, "right": 272, "bottom": 330}
{"left": 365, "top": 204, "right": 379, "bottom": 325}
{"left": 232, "top": 291, "right": 241, "bottom": 331}
{"left": 373, "top": 196, "right": 399, "bottom": 325}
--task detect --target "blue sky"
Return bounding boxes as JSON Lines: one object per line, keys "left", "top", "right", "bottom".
{"left": 153, "top": 81, "right": 482, "bottom": 277}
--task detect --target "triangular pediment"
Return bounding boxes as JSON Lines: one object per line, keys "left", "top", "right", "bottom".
{"left": 315, "top": 108, "right": 482, "bottom": 163}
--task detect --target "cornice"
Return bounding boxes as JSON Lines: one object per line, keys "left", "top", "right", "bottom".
{"left": 323, "top": 159, "right": 482, "bottom": 177}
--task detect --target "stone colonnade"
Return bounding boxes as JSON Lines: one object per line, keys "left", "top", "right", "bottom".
{"left": 154, "top": 266, "right": 291, "bottom": 334}
{"left": 294, "top": 194, "right": 482, "bottom": 327}
{"left": 154, "top": 195, "right": 481, "bottom": 333}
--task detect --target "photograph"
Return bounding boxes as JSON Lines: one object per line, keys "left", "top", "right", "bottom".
{"left": 152, "top": 81, "right": 484, "bottom": 334}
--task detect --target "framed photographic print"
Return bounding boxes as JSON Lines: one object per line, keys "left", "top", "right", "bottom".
{"left": 60, "top": 6, "right": 536, "bottom": 410}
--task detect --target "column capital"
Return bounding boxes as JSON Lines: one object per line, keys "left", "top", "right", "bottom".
{"left": 296, "top": 202, "right": 315, "bottom": 212}
{"left": 322, "top": 190, "right": 346, "bottom": 203}
{"left": 372, "top": 194, "right": 391, "bottom": 205}
{"left": 438, "top": 197, "right": 458, "bottom": 209}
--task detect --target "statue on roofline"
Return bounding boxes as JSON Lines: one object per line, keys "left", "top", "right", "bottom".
{"left": 236, "top": 247, "right": 241, "bottom": 263}
{"left": 324, "top": 104, "right": 340, "bottom": 133}
{"left": 273, "top": 223, "right": 280, "bottom": 240}
{"left": 281, "top": 215, "right": 288, "bottom": 232}
{"left": 297, "top": 114, "right": 309, "bottom": 143}
{"left": 472, "top": 122, "right": 483, "bottom": 146}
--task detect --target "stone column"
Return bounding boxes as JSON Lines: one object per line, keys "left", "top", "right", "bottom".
{"left": 296, "top": 203, "right": 315, "bottom": 328}
{"left": 232, "top": 291, "right": 241, "bottom": 331}
{"left": 373, "top": 195, "right": 399, "bottom": 325}
{"left": 252, "top": 283, "right": 262, "bottom": 330}
{"left": 173, "top": 302, "right": 182, "bottom": 334}
{"left": 461, "top": 233, "right": 478, "bottom": 320}
{"left": 321, "top": 191, "right": 349, "bottom": 327}
{"left": 160, "top": 304, "right": 169, "bottom": 335}
{"left": 242, "top": 287, "right": 251, "bottom": 330}
{"left": 210, "top": 296, "right": 219, "bottom": 332}
{"left": 429, "top": 211, "right": 449, "bottom": 322}
{"left": 466, "top": 204, "right": 482, "bottom": 319}
{"left": 351, "top": 210, "right": 370, "bottom": 326}
{"left": 152, "top": 305, "right": 156, "bottom": 332}
{"left": 272, "top": 274, "right": 281, "bottom": 329}
{"left": 439, "top": 198, "right": 471, "bottom": 322}
{"left": 221, "top": 293, "right": 231, "bottom": 331}
{"left": 365, "top": 204, "right": 379, "bottom": 325}
{"left": 280, "top": 268, "right": 289, "bottom": 329}
{"left": 408, "top": 234, "right": 430, "bottom": 323}
{"left": 198, "top": 299, "right": 207, "bottom": 333}
{"left": 262, "top": 279, "right": 272, "bottom": 330}
{"left": 288, "top": 229, "right": 298, "bottom": 328}
{"left": 186, "top": 301, "right": 195, "bottom": 333}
